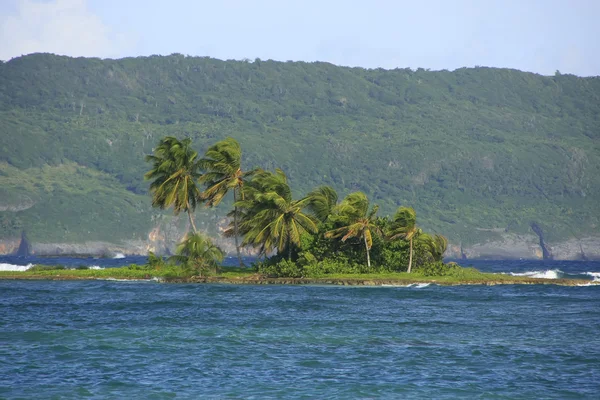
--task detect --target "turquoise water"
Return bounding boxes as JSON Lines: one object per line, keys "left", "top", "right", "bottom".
{"left": 1, "top": 262, "right": 600, "bottom": 398}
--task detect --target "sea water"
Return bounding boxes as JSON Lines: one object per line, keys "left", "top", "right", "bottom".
{"left": 0, "top": 259, "right": 599, "bottom": 398}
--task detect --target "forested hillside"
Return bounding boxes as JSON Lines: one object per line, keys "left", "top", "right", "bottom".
{"left": 1, "top": 53, "right": 599, "bottom": 251}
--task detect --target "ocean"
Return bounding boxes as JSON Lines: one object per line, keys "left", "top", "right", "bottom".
{"left": 1, "top": 258, "right": 599, "bottom": 398}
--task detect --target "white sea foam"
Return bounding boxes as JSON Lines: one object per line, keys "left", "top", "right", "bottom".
{"left": 585, "top": 272, "right": 600, "bottom": 281}
{"left": 100, "top": 277, "right": 156, "bottom": 282}
{"left": 409, "top": 283, "right": 431, "bottom": 288}
{"left": 508, "top": 269, "right": 563, "bottom": 279}
{"left": 88, "top": 265, "right": 104, "bottom": 270}
{"left": 113, "top": 253, "right": 126, "bottom": 259}
{"left": 0, "top": 263, "right": 33, "bottom": 271}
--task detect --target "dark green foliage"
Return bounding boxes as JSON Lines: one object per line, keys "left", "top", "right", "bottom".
{"left": 126, "top": 263, "right": 148, "bottom": 271}
{"left": 28, "top": 264, "right": 66, "bottom": 271}
{"left": 146, "top": 251, "right": 168, "bottom": 270}
{"left": 199, "top": 137, "right": 254, "bottom": 266}
{"left": 145, "top": 136, "right": 203, "bottom": 232}
{"left": 413, "top": 261, "right": 457, "bottom": 276}
{"left": 254, "top": 259, "right": 304, "bottom": 278}
{"left": 1, "top": 54, "right": 599, "bottom": 246}
{"left": 232, "top": 169, "right": 318, "bottom": 259}
{"left": 169, "top": 232, "right": 225, "bottom": 276}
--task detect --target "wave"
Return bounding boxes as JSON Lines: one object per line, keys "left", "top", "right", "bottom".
{"left": 89, "top": 266, "right": 104, "bottom": 270}
{"left": 0, "top": 263, "right": 32, "bottom": 271}
{"left": 508, "top": 269, "right": 563, "bottom": 279}
{"left": 0, "top": 263, "right": 33, "bottom": 271}
{"left": 112, "top": 253, "right": 126, "bottom": 259}
{"left": 99, "top": 277, "right": 159, "bottom": 282}
{"left": 585, "top": 272, "right": 600, "bottom": 281}
{"left": 380, "top": 283, "right": 432, "bottom": 288}
{"left": 409, "top": 283, "right": 431, "bottom": 288}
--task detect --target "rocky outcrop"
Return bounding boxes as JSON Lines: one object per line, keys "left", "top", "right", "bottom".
{"left": 530, "top": 222, "right": 553, "bottom": 260}
{"left": 0, "top": 217, "right": 598, "bottom": 259}
{"left": 445, "top": 234, "right": 600, "bottom": 260}
{"left": 0, "top": 238, "right": 20, "bottom": 255}
{"left": 16, "top": 231, "right": 31, "bottom": 256}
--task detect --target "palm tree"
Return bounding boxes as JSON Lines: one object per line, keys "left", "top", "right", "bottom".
{"left": 170, "top": 232, "right": 225, "bottom": 276}
{"left": 388, "top": 207, "right": 419, "bottom": 273}
{"left": 325, "top": 192, "right": 381, "bottom": 268}
{"left": 416, "top": 233, "right": 448, "bottom": 262}
{"left": 199, "top": 137, "right": 253, "bottom": 267}
{"left": 235, "top": 169, "right": 318, "bottom": 260}
{"left": 306, "top": 185, "right": 338, "bottom": 223}
{"left": 145, "top": 136, "right": 202, "bottom": 233}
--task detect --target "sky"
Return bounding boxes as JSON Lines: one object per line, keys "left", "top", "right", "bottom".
{"left": 0, "top": 0, "right": 599, "bottom": 76}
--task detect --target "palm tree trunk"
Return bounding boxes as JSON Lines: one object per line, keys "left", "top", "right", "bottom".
{"left": 407, "top": 237, "right": 413, "bottom": 273}
{"left": 233, "top": 188, "right": 244, "bottom": 268}
{"left": 186, "top": 203, "right": 197, "bottom": 233}
{"left": 288, "top": 236, "right": 292, "bottom": 261}
{"left": 364, "top": 233, "right": 371, "bottom": 268}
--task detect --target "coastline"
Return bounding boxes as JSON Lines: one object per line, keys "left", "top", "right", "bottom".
{"left": 0, "top": 272, "right": 596, "bottom": 287}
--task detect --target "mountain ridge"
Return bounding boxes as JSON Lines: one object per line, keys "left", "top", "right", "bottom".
{"left": 0, "top": 53, "right": 598, "bottom": 257}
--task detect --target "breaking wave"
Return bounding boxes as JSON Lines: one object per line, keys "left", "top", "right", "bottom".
{"left": 0, "top": 263, "right": 32, "bottom": 271}
{"left": 585, "top": 272, "right": 600, "bottom": 281}
{"left": 409, "top": 283, "right": 431, "bottom": 288}
{"left": 508, "top": 269, "right": 563, "bottom": 279}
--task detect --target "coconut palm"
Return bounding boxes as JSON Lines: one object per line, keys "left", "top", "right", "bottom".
{"left": 306, "top": 185, "right": 338, "bottom": 223}
{"left": 170, "top": 232, "right": 225, "bottom": 276}
{"left": 235, "top": 169, "right": 318, "bottom": 260}
{"left": 199, "top": 137, "right": 254, "bottom": 267}
{"left": 325, "top": 192, "right": 381, "bottom": 268}
{"left": 416, "top": 233, "right": 448, "bottom": 262}
{"left": 430, "top": 234, "right": 448, "bottom": 261}
{"left": 388, "top": 206, "right": 419, "bottom": 273}
{"left": 145, "top": 136, "right": 202, "bottom": 233}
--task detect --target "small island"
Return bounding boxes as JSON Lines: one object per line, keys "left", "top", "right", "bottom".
{"left": 2, "top": 136, "right": 596, "bottom": 287}
{"left": 0, "top": 264, "right": 596, "bottom": 286}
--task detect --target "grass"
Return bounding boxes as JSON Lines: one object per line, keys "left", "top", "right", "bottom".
{"left": 0, "top": 265, "right": 186, "bottom": 280}
{"left": 0, "top": 264, "right": 594, "bottom": 286}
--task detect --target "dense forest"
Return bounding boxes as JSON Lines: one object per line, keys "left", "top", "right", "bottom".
{"left": 0, "top": 53, "right": 598, "bottom": 249}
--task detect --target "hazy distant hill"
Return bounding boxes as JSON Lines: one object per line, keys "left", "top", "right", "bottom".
{"left": 1, "top": 53, "right": 599, "bottom": 254}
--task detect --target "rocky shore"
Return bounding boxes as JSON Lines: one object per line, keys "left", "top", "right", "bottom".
{"left": 1, "top": 227, "right": 599, "bottom": 260}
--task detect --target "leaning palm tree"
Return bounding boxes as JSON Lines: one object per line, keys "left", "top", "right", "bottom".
{"left": 413, "top": 232, "right": 448, "bottom": 264}
{"left": 430, "top": 234, "right": 448, "bottom": 262}
{"left": 388, "top": 207, "right": 419, "bottom": 273}
{"left": 199, "top": 137, "right": 254, "bottom": 267}
{"left": 145, "top": 136, "right": 202, "bottom": 233}
{"left": 170, "top": 232, "right": 225, "bottom": 276}
{"left": 325, "top": 192, "right": 381, "bottom": 268}
{"left": 235, "top": 169, "right": 318, "bottom": 260}
{"left": 306, "top": 185, "right": 338, "bottom": 223}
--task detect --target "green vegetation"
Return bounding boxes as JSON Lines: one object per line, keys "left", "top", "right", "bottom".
{"left": 145, "top": 136, "right": 203, "bottom": 233}
{"left": 199, "top": 137, "right": 254, "bottom": 266}
{"left": 389, "top": 207, "right": 419, "bottom": 272}
{"left": 0, "top": 263, "right": 594, "bottom": 286}
{"left": 1, "top": 54, "right": 599, "bottom": 248}
{"left": 169, "top": 232, "right": 224, "bottom": 276}
{"left": 325, "top": 192, "right": 381, "bottom": 268}
{"left": 188, "top": 137, "right": 448, "bottom": 277}
{"left": 233, "top": 168, "right": 318, "bottom": 261}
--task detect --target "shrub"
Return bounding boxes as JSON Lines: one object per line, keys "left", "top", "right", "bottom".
{"left": 146, "top": 251, "right": 168, "bottom": 270}
{"left": 127, "top": 263, "right": 151, "bottom": 271}
{"left": 29, "top": 264, "right": 66, "bottom": 271}
{"left": 254, "top": 259, "right": 304, "bottom": 278}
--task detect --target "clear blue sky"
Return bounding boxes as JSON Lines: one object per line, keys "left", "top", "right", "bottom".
{"left": 1, "top": 0, "right": 599, "bottom": 76}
